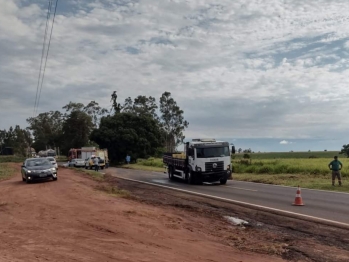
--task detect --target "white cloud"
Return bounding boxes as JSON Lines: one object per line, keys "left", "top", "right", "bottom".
{"left": 280, "top": 140, "right": 291, "bottom": 145}
{"left": 1, "top": 0, "right": 349, "bottom": 143}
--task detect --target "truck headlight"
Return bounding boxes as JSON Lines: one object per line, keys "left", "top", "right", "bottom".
{"left": 195, "top": 166, "right": 202, "bottom": 172}
{"left": 51, "top": 168, "right": 56, "bottom": 172}
{"left": 227, "top": 165, "right": 231, "bottom": 170}
{"left": 27, "top": 170, "right": 32, "bottom": 174}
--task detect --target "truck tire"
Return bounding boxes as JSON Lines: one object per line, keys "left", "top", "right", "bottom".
{"left": 220, "top": 178, "right": 227, "bottom": 185}
{"left": 168, "top": 166, "right": 174, "bottom": 180}
{"left": 187, "top": 171, "right": 195, "bottom": 185}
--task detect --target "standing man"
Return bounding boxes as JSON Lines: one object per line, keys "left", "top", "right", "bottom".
{"left": 94, "top": 156, "right": 99, "bottom": 172}
{"left": 126, "top": 154, "right": 131, "bottom": 165}
{"left": 328, "top": 156, "right": 343, "bottom": 186}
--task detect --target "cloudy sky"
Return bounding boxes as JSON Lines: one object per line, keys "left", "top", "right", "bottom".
{"left": 1, "top": 0, "right": 349, "bottom": 152}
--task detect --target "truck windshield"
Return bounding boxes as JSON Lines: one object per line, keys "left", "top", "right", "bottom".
{"left": 196, "top": 147, "right": 230, "bottom": 158}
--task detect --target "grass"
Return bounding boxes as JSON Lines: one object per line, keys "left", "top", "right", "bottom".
{"left": 232, "top": 158, "right": 349, "bottom": 177}
{"left": 238, "top": 151, "right": 339, "bottom": 159}
{"left": 0, "top": 155, "right": 25, "bottom": 163}
{"left": 71, "top": 167, "right": 105, "bottom": 182}
{"left": 121, "top": 163, "right": 164, "bottom": 172}
{"left": 0, "top": 163, "right": 17, "bottom": 180}
{"left": 66, "top": 167, "right": 131, "bottom": 197}
{"left": 97, "top": 184, "right": 132, "bottom": 198}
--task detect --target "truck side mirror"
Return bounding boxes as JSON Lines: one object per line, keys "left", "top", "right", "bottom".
{"left": 231, "top": 146, "right": 236, "bottom": 154}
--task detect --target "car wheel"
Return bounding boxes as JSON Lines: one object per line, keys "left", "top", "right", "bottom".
{"left": 53, "top": 177, "right": 58, "bottom": 181}
{"left": 22, "top": 176, "right": 26, "bottom": 182}
{"left": 26, "top": 178, "right": 31, "bottom": 184}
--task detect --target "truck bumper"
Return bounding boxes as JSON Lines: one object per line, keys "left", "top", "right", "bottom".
{"left": 199, "top": 170, "right": 231, "bottom": 183}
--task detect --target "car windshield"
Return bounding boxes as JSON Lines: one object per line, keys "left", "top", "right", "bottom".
{"left": 26, "top": 159, "right": 52, "bottom": 167}
{"left": 196, "top": 147, "right": 230, "bottom": 158}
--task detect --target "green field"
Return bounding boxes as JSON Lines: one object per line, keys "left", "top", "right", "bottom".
{"left": 235, "top": 151, "right": 339, "bottom": 159}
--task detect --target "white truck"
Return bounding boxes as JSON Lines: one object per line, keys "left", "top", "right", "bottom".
{"left": 163, "top": 139, "right": 234, "bottom": 185}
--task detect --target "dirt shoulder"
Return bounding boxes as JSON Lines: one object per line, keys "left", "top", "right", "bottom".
{"left": 0, "top": 165, "right": 283, "bottom": 262}
{"left": 105, "top": 169, "right": 349, "bottom": 262}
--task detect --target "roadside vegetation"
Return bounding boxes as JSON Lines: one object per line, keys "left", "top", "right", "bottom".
{"left": 66, "top": 167, "right": 131, "bottom": 197}
{"left": 121, "top": 153, "right": 349, "bottom": 192}
{"left": 0, "top": 155, "right": 25, "bottom": 163}
{"left": 0, "top": 163, "right": 16, "bottom": 181}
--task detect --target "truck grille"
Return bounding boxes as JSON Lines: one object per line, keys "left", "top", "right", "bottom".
{"left": 205, "top": 161, "right": 224, "bottom": 172}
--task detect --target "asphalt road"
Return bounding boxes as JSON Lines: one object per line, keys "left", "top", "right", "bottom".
{"left": 109, "top": 167, "right": 349, "bottom": 225}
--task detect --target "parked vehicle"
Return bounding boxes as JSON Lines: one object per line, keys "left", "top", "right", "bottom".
{"left": 69, "top": 158, "right": 85, "bottom": 168}
{"left": 85, "top": 156, "right": 105, "bottom": 170}
{"left": 163, "top": 138, "right": 232, "bottom": 185}
{"left": 38, "top": 149, "right": 57, "bottom": 158}
{"left": 69, "top": 147, "right": 109, "bottom": 168}
{"left": 46, "top": 157, "right": 58, "bottom": 169}
{"left": 21, "top": 158, "right": 58, "bottom": 183}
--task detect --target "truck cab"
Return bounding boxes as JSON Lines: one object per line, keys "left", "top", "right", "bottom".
{"left": 163, "top": 139, "right": 232, "bottom": 184}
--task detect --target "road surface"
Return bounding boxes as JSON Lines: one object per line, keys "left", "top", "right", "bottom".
{"left": 109, "top": 167, "right": 349, "bottom": 225}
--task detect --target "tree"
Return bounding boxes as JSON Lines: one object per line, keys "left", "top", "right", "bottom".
{"left": 339, "top": 144, "right": 349, "bottom": 158}
{"left": 62, "top": 102, "right": 85, "bottom": 113}
{"left": 159, "top": 92, "right": 189, "bottom": 152}
{"left": 122, "top": 97, "right": 134, "bottom": 113}
{"left": 110, "top": 91, "right": 122, "bottom": 114}
{"left": 238, "top": 148, "right": 242, "bottom": 153}
{"left": 90, "top": 113, "right": 164, "bottom": 163}
{"left": 122, "top": 95, "right": 159, "bottom": 120}
{"left": 27, "top": 111, "right": 64, "bottom": 152}
{"left": 63, "top": 101, "right": 108, "bottom": 127}
{"left": 0, "top": 126, "right": 32, "bottom": 156}
{"left": 83, "top": 101, "right": 108, "bottom": 127}
{"left": 60, "top": 110, "right": 94, "bottom": 154}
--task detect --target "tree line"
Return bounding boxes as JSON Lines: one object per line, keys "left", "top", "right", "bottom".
{"left": 0, "top": 91, "right": 189, "bottom": 162}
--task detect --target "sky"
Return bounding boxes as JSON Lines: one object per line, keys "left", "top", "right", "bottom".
{"left": 1, "top": 0, "right": 349, "bottom": 152}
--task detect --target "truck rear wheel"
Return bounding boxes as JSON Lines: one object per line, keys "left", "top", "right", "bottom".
{"left": 168, "top": 166, "right": 174, "bottom": 180}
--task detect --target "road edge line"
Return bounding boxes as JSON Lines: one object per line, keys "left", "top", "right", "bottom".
{"left": 113, "top": 175, "right": 349, "bottom": 230}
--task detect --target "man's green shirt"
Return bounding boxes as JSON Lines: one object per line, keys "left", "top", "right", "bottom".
{"left": 329, "top": 160, "right": 342, "bottom": 171}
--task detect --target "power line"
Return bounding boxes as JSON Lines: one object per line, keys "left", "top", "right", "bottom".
{"left": 33, "top": 0, "right": 53, "bottom": 117}
{"left": 35, "top": 0, "right": 59, "bottom": 116}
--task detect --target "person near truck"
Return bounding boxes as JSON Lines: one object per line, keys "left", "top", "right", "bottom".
{"left": 93, "top": 157, "right": 99, "bottom": 172}
{"left": 328, "top": 156, "right": 343, "bottom": 186}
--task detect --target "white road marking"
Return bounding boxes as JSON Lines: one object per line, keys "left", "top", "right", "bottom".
{"left": 224, "top": 185, "right": 258, "bottom": 192}
{"left": 112, "top": 174, "right": 349, "bottom": 229}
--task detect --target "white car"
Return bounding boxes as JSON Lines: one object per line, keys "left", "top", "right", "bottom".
{"left": 46, "top": 157, "right": 58, "bottom": 169}
{"left": 69, "top": 158, "right": 85, "bottom": 168}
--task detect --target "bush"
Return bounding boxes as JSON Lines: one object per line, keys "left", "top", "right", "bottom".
{"left": 273, "top": 164, "right": 289, "bottom": 174}
{"left": 257, "top": 166, "right": 273, "bottom": 174}
{"left": 243, "top": 153, "right": 250, "bottom": 159}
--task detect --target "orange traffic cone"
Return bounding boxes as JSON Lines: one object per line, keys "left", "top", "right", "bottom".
{"left": 292, "top": 186, "right": 304, "bottom": 206}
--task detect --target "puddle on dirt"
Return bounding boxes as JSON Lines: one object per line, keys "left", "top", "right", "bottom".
{"left": 224, "top": 216, "right": 249, "bottom": 226}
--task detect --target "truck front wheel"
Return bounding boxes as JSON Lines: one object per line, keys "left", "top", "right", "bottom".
{"left": 220, "top": 178, "right": 227, "bottom": 185}
{"left": 187, "top": 171, "right": 195, "bottom": 185}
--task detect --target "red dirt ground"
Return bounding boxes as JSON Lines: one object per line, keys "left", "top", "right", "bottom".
{"left": 0, "top": 164, "right": 284, "bottom": 262}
